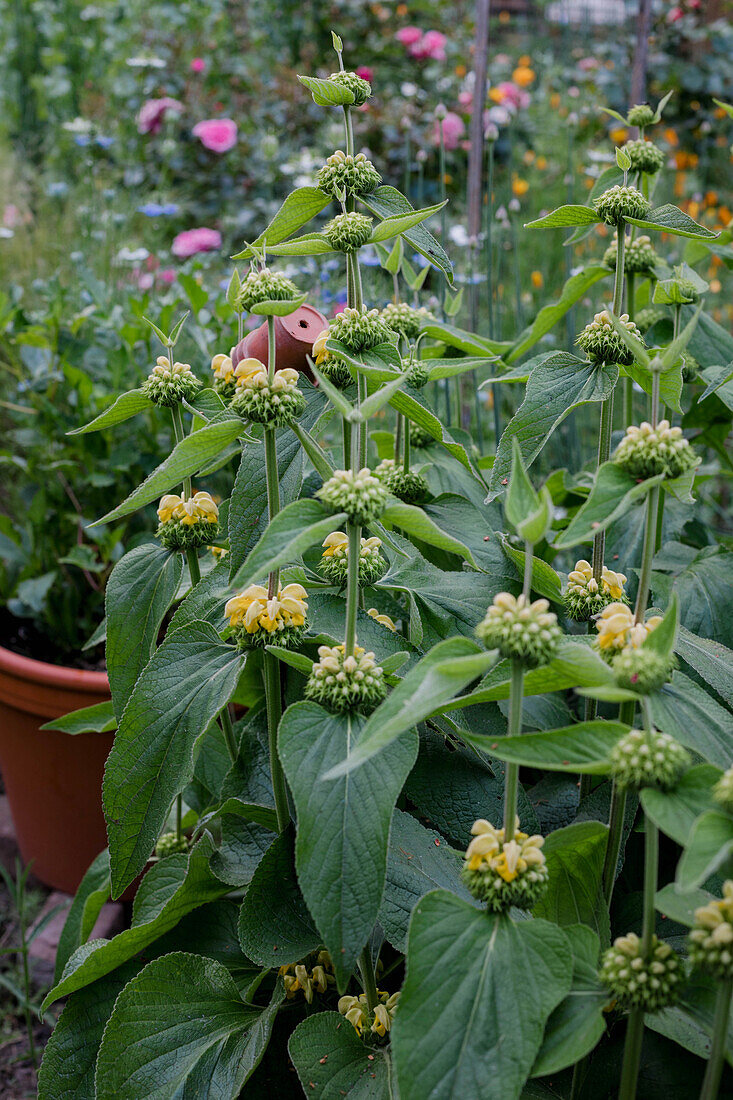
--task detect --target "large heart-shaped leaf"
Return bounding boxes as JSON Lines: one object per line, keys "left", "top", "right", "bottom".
{"left": 288, "top": 1011, "right": 394, "bottom": 1099}
{"left": 227, "top": 432, "right": 303, "bottom": 578}
{"left": 533, "top": 821, "right": 610, "bottom": 945}
{"left": 676, "top": 811, "right": 733, "bottom": 891}
{"left": 641, "top": 765, "right": 721, "bottom": 846}
{"left": 650, "top": 672, "right": 733, "bottom": 768}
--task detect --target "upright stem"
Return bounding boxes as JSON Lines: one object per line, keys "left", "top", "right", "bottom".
{"left": 263, "top": 651, "right": 289, "bottom": 832}
{"left": 602, "top": 698, "right": 635, "bottom": 904}
{"left": 700, "top": 978, "right": 733, "bottom": 1100}
{"left": 403, "top": 421, "right": 411, "bottom": 473}
{"left": 185, "top": 548, "right": 201, "bottom": 586}
{"left": 359, "top": 946, "right": 378, "bottom": 1012}
{"left": 394, "top": 414, "right": 403, "bottom": 464}
{"left": 619, "top": 1008, "right": 645, "bottom": 1100}
{"left": 503, "top": 660, "right": 524, "bottom": 842}
{"left": 343, "top": 106, "right": 354, "bottom": 158}
{"left": 624, "top": 272, "right": 636, "bottom": 426}
{"left": 170, "top": 403, "right": 192, "bottom": 498}
{"left": 641, "top": 819, "right": 658, "bottom": 955}
{"left": 219, "top": 704, "right": 238, "bottom": 765}
{"left": 592, "top": 386, "right": 615, "bottom": 583}
{"left": 344, "top": 523, "right": 361, "bottom": 657}
{"left": 264, "top": 427, "right": 281, "bottom": 597}
{"left": 342, "top": 417, "right": 352, "bottom": 468}
{"left": 523, "top": 540, "right": 532, "bottom": 598}
{"left": 634, "top": 486, "right": 660, "bottom": 623}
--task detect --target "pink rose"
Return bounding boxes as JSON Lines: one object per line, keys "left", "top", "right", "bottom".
{"left": 190, "top": 57, "right": 206, "bottom": 73}
{"left": 171, "top": 227, "right": 222, "bottom": 259}
{"left": 356, "top": 66, "right": 373, "bottom": 82}
{"left": 159, "top": 268, "right": 177, "bottom": 284}
{"left": 458, "top": 90, "right": 473, "bottom": 108}
{"left": 396, "top": 26, "right": 423, "bottom": 46}
{"left": 137, "top": 97, "right": 183, "bottom": 135}
{"left": 192, "top": 118, "right": 238, "bottom": 153}
{"left": 667, "top": 5, "right": 684, "bottom": 20}
{"left": 421, "top": 30, "right": 447, "bottom": 60}
{"left": 434, "top": 111, "right": 465, "bottom": 150}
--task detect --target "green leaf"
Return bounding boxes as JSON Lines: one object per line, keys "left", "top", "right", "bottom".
{"left": 505, "top": 437, "right": 540, "bottom": 530}
{"left": 359, "top": 372, "right": 407, "bottom": 419}
{"left": 380, "top": 501, "right": 477, "bottom": 565}
{"left": 420, "top": 320, "right": 509, "bottom": 357}
{"left": 677, "top": 811, "right": 733, "bottom": 891}
{"left": 616, "top": 146, "right": 632, "bottom": 172}
{"left": 650, "top": 672, "right": 733, "bottom": 769}
{"left": 499, "top": 537, "right": 563, "bottom": 603}
{"left": 103, "top": 621, "right": 243, "bottom": 897}
{"left": 68, "top": 389, "right": 153, "bottom": 436}
{"left": 264, "top": 235, "right": 337, "bottom": 257}
{"left": 554, "top": 462, "right": 664, "bottom": 549}
{"left": 41, "top": 701, "right": 116, "bottom": 735}
{"left": 54, "top": 851, "right": 111, "bottom": 984}
{"left": 249, "top": 292, "right": 309, "bottom": 314}
{"left": 324, "top": 638, "right": 497, "bottom": 778}
{"left": 298, "top": 73, "right": 355, "bottom": 106}
{"left": 661, "top": 549, "right": 733, "bottom": 649}
{"left": 208, "top": 807, "right": 275, "bottom": 888}
{"left": 388, "top": 386, "right": 485, "bottom": 482}
{"left": 279, "top": 702, "right": 417, "bottom": 988}
{"left": 655, "top": 883, "right": 715, "bottom": 928}
{"left": 288, "top": 1012, "right": 394, "bottom": 1100}
{"left": 237, "top": 827, "right": 321, "bottom": 968}
{"left": 507, "top": 266, "right": 609, "bottom": 364}
{"left": 533, "top": 822, "right": 610, "bottom": 945}
{"left": 95, "top": 953, "right": 281, "bottom": 1099}
{"left": 229, "top": 498, "right": 347, "bottom": 589}
{"left": 290, "top": 423, "right": 334, "bottom": 481}
{"left": 626, "top": 203, "right": 719, "bottom": 240}
{"left": 105, "top": 545, "right": 183, "bottom": 721}
{"left": 426, "top": 355, "right": 500, "bottom": 381}
{"left": 94, "top": 420, "right": 244, "bottom": 526}
{"left": 360, "top": 185, "right": 453, "bottom": 285}
{"left": 487, "top": 721, "right": 628, "bottom": 774}
{"left": 41, "top": 835, "right": 228, "bottom": 1010}
{"left": 641, "top": 765, "right": 721, "bottom": 846}
{"left": 676, "top": 627, "right": 733, "bottom": 709}
{"left": 524, "top": 205, "right": 600, "bottom": 229}
{"left": 392, "top": 893, "right": 573, "bottom": 1100}
{"left": 378, "top": 809, "right": 474, "bottom": 953}
{"left": 369, "top": 200, "right": 447, "bottom": 243}
{"left": 311, "top": 362, "right": 355, "bottom": 417}
{"left": 232, "top": 187, "right": 332, "bottom": 256}
{"left": 641, "top": 592, "right": 679, "bottom": 660}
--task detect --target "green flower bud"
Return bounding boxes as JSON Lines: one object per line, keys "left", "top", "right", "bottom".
{"left": 688, "top": 883, "right": 733, "bottom": 981}
{"left": 603, "top": 234, "right": 658, "bottom": 275}
{"left": 599, "top": 932, "right": 683, "bottom": 1011}
{"left": 385, "top": 466, "right": 430, "bottom": 504}
{"left": 564, "top": 559, "right": 628, "bottom": 622}
{"left": 593, "top": 185, "right": 651, "bottom": 226}
{"left": 323, "top": 212, "right": 373, "bottom": 253}
{"left": 156, "top": 491, "right": 220, "bottom": 552}
{"left": 305, "top": 644, "right": 387, "bottom": 715}
{"left": 230, "top": 361, "right": 305, "bottom": 427}
{"left": 713, "top": 766, "right": 733, "bottom": 813}
{"left": 476, "top": 592, "right": 562, "bottom": 669}
{"left": 374, "top": 458, "right": 395, "bottom": 482}
{"left": 576, "top": 310, "right": 644, "bottom": 366}
{"left": 317, "top": 355, "right": 353, "bottom": 389}
{"left": 621, "top": 139, "right": 665, "bottom": 175}
{"left": 316, "top": 150, "right": 381, "bottom": 198}
{"left": 635, "top": 306, "right": 666, "bottom": 333}
{"left": 627, "top": 104, "right": 656, "bottom": 128}
{"left": 462, "top": 818, "right": 549, "bottom": 913}
{"left": 609, "top": 728, "right": 690, "bottom": 791}
{"left": 328, "top": 307, "right": 397, "bottom": 354}
{"left": 674, "top": 278, "right": 700, "bottom": 303}
{"left": 329, "top": 70, "right": 372, "bottom": 107}
{"left": 410, "top": 423, "right": 434, "bottom": 448}
{"left": 613, "top": 419, "right": 698, "bottom": 480}
{"left": 317, "top": 467, "right": 388, "bottom": 525}
{"left": 237, "top": 268, "right": 299, "bottom": 311}
{"left": 380, "top": 302, "right": 433, "bottom": 341}
{"left": 612, "top": 647, "right": 675, "bottom": 694}
{"left": 318, "top": 531, "right": 386, "bottom": 586}
{"left": 142, "top": 356, "right": 202, "bottom": 407}
{"left": 155, "top": 831, "right": 189, "bottom": 858}
{"left": 403, "top": 357, "right": 431, "bottom": 389}
{"left": 681, "top": 353, "right": 699, "bottom": 382}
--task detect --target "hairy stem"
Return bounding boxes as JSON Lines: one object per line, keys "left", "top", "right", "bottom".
{"left": 403, "top": 418, "right": 411, "bottom": 473}
{"left": 503, "top": 660, "right": 524, "bottom": 842}
{"left": 344, "top": 523, "right": 361, "bottom": 657}
{"left": 170, "top": 403, "right": 192, "bottom": 498}
{"left": 634, "top": 486, "right": 660, "bottom": 623}
{"left": 641, "top": 818, "right": 658, "bottom": 956}
{"left": 264, "top": 427, "right": 281, "bottom": 598}
{"left": 700, "top": 978, "right": 733, "bottom": 1100}
{"left": 602, "top": 698, "right": 635, "bottom": 904}
{"left": 619, "top": 1007, "right": 645, "bottom": 1100}
{"left": 359, "top": 946, "right": 379, "bottom": 1012}
{"left": 263, "top": 651, "right": 289, "bottom": 832}
{"left": 592, "top": 385, "right": 615, "bottom": 583}
{"left": 394, "top": 413, "right": 403, "bottom": 465}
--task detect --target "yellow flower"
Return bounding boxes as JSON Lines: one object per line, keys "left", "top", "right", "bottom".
{"left": 338, "top": 990, "right": 400, "bottom": 1036}
{"left": 157, "top": 491, "right": 218, "bottom": 526}
{"left": 512, "top": 176, "right": 529, "bottom": 197}
{"left": 512, "top": 65, "right": 535, "bottom": 87}
{"left": 567, "top": 559, "right": 627, "bottom": 600}
{"left": 595, "top": 602, "right": 661, "bottom": 653}
{"left": 233, "top": 357, "right": 267, "bottom": 385}
{"left": 225, "top": 583, "right": 308, "bottom": 634}
{"left": 531, "top": 270, "right": 543, "bottom": 289}
{"left": 464, "top": 819, "right": 545, "bottom": 883}
{"left": 610, "top": 127, "right": 629, "bottom": 144}
{"left": 367, "top": 608, "right": 397, "bottom": 632}
{"left": 209, "top": 545, "right": 228, "bottom": 560}
{"left": 321, "top": 531, "right": 349, "bottom": 558}
{"left": 312, "top": 328, "right": 330, "bottom": 366}
{"left": 211, "top": 352, "right": 234, "bottom": 385}
{"left": 536, "top": 155, "right": 547, "bottom": 169}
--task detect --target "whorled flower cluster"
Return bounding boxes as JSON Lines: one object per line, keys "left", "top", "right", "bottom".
{"left": 142, "top": 356, "right": 201, "bottom": 407}
{"left": 338, "top": 990, "right": 400, "bottom": 1038}
{"left": 612, "top": 646, "right": 675, "bottom": 694}
{"left": 385, "top": 466, "right": 430, "bottom": 505}
{"left": 595, "top": 603, "right": 661, "bottom": 657}
{"left": 603, "top": 234, "right": 657, "bottom": 276}
{"left": 225, "top": 583, "right": 308, "bottom": 648}
{"left": 279, "top": 951, "right": 335, "bottom": 1003}
{"left": 599, "top": 932, "right": 683, "bottom": 1011}
{"left": 621, "top": 139, "right": 665, "bottom": 175}
{"left": 323, "top": 212, "right": 373, "bottom": 253}
{"left": 156, "top": 491, "right": 219, "bottom": 551}
{"left": 713, "top": 766, "right": 733, "bottom": 813}
{"left": 311, "top": 329, "right": 353, "bottom": 389}
{"left": 230, "top": 359, "right": 305, "bottom": 426}
{"left": 210, "top": 352, "right": 236, "bottom": 400}
{"left": 305, "top": 644, "right": 387, "bottom": 714}
{"left": 317, "top": 467, "right": 387, "bottom": 526}
{"left": 402, "top": 357, "right": 431, "bottom": 389}
{"left": 609, "top": 728, "right": 690, "bottom": 791}
{"left": 688, "top": 883, "right": 733, "bottom": 980}
{"left": 613, "top": 420, "right": 698, "bottom": 480}
{"left": 154, "top": 831, "right": 189, "bottom": 858}
{"left": 237, "top": 268, "right": 299, "bottom": 312}
{"left": 476, "top": 593, "right": 562, "bottom": 668}
{"left": 318, "top": 531, "right": 386, "bottom": 586}
{"left": 593, "top": 184, "right": 651, "bottom": 226}
{"left": 461, "top": 818, "right": 549, "bottom": 912}
{"left": 410, "top": 422, "right": 434, "bottom": 448}
{"left": 627, "top": 103, "right": 656, "bottom": 128}
{"left": 564, "top": 559, "right": 627, "bottom": 622}
{"left": 329, "top": 70, "right": 372, "bottom": 106}
{"left": 328, "top": 307, "right": 397, "bottom": 354}
{"left": 635, "top": 307, "right": 665, "bottom": 333}
{"left": 576, "top": 311, "right": 643, "bottom": 366}
{"left": 316, "top": 150, "right": 381, "bottom": 198}
{"left": 380, "top": 302, "right": 432, "bottom": 341}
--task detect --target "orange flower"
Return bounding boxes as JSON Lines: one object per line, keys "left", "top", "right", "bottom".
{"left": 664, "top": 128, "right": 679, "bottom": 147}
{"left": 705, "top": 191, "right": 718, "bottom": 207}
{"left": 714, "top": 106, "right": 727, "bottom": 119}
{"left": 531, "top": 271, "right": 543, "bottom": 288}
{"left": 396, "top": 3, "right": 407, "bottom": 13}
{"left": 717, "top": 206, "right": 731, "bottom": 226}
{"left": 523, "top": 150, "right": 536, "bottom": 165}
{"left": 710, "top": 279, "right": 722, "bottom": 294}
{"left": 610, "top": 127, "right": 628, "bottom": 144}
{"left": 536, "top": 155, "right": 547, "bottom": 169}
{"left": 455, "top": 63, "right": 467, "bottom": 77}
{"left": 519, "top": 55, "right": 531, "bottom": 66}
{"left": 550, "top": 93, "right": 561, "bottom": 110}
{"left": 512, "top": 176, "right": 529, "bottom": 197}
{"left": 499, "top": 9, "right": 510, "bottom": 23}
{"left": 512, "top": 65, "right": 535, "bottom": 87}
{"left": 489, "top": 87, "right": 504, "bottom": 104}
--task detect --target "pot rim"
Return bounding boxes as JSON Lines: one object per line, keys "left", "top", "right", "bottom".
{"left": 0, "top": 643, "right": 109, "bottom": 691}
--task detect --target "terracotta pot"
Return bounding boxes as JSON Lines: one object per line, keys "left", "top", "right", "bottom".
{"left": 0, "top": 645, "right": 113, "bottom": 894}
{"left": 232, "top": 304, "right": 328, "bottom": 380}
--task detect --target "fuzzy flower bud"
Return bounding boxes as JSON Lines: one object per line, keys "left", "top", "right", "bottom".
{"left": 328, "top": 307, "right": 397, "bottom": 354}
{"left": 476, "top": 592, "right": 562, "bottom": 669}
{"left": 713, "top": 766, "right": 733, "bottom": 813}
{"left": 593, "top": 185, "right": 651, "bottom": 226}
{"left": 595, "top": 603, "right": 662, "bottom": 656}
{"left": 603, "top": 234, "right": 658, "bottom": 275}
{"left": 609, "top": 727, "right": 690, "bottom": 791}
{"left": 673, "top": 278, "right": 700, "bottom": 303}
{"left": 613, "top": 419, "right": 698, "bottom": 480}
{"left": 385, "top": 466, "right": 430, "bottom": 505}
{"left": 599, "top": 932, "right": 683, "bottom": 1011}
{"left": 403, "top": 357, "right": 431, "bottom": 389}
{"left": 621, "top": 139, "right": 665, "bottom": 174}
{"left": 374, "top": 458, "right": 396, "bottom": 482}
{"left": 311, "top": 328, "right": 353, "bottom": 389}
{"left": 380, "top": 302, "right": 433, "bottom": 341}
{"left": 689, "top": 883, "right": 733, "bottom": 980}
{"left": 576, "top": 311, "right": 644, "bottom": 366}
{"left": 305, "top": 644, "right": 387, "bottom": 714}
{"left": 210, "top": 351, "right": 236, "bottom": 400}
{"left": 317, "top": 467, "right": 387, "bottom": 525}
{"left": 367, "top": 607, "right": 397, "bottom": 632}
{"left": 280, "top": 951, "right": 335, "bottom": 1003}
{"left": 225, "top": 582, "right": 308, "bottom": 649}
{"left": 329, "top": 70, "right": 372, "bottom": 106}
{"left": 319, "top": 531, "right": 386, "bottom": 586}
{"left": 237, "top": 268, "right": 299, "bottom": 312}
{"left": 324, "top": 212, "right": 373, "bottom": 253}
{"left": 461, "top": 818, "right": 549, "bottom": 912}
{"left": 155, "top": 831, "right": 189, "bottom": 858}
{"left": 410, "top": 423, "right": 434, "bottom": 448}
{"left": 142, "top": 356, "right": 202, "bottom": 407}
{"left": 156, "top": 491, "right": 219, "bottom": 550}
{"left": 316, "top": 150, "right": 381, "bottom": 198}
{"left": 627, "top": 104, "right": 656, "bottom": 128}
{"left": 564, "top": 559, "right": 628, "bottom": 622}
{"left": 230, "top": 358, "right": 305, "bottom": 426}
{"left": 338, "top": 990, "right": 400, "bottom": 1038}
{"left": 612, "top": 647, "right": 675, "bottom": 694}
